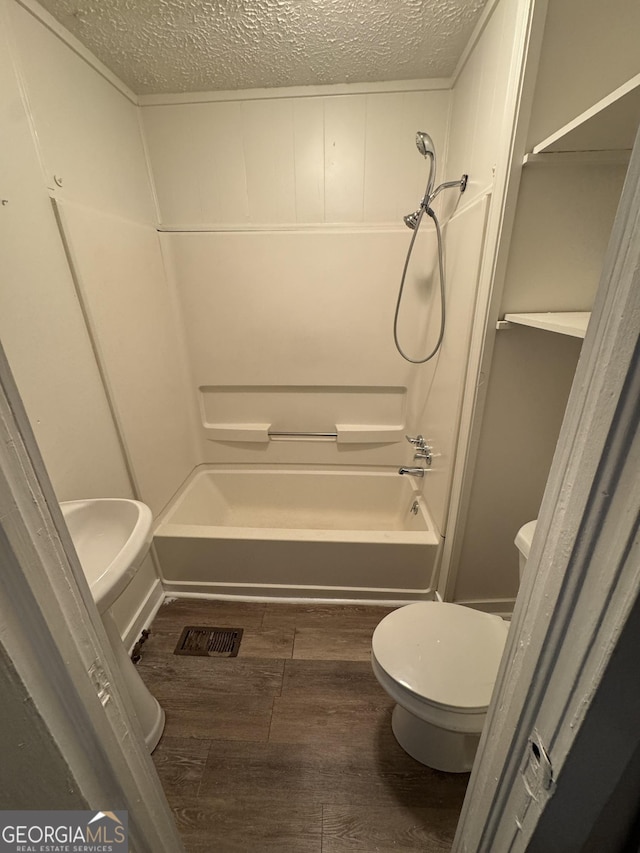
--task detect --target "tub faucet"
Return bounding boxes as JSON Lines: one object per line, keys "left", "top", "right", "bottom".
{"left": 398, "top": 466, "right": 425, "bottom": 478}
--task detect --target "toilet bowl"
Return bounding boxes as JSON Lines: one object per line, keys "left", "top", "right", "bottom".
{"left": 372, "top": 602, "right": 508, "bottom": 771}
{"left": 371, "top": 519, "right": 537, "bottom": 772}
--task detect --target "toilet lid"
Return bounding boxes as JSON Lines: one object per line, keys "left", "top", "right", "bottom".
{"left": 372, "top": 602, "right": 509, "bottom": 711}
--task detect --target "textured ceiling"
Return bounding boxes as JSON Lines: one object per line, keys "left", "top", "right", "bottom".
{"left": 36, "top": 0, "right": 488, "bottom": 95}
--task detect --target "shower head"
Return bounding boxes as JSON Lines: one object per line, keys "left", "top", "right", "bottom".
{"left": 416, "top": 131, "right": 436, "bottom": 160}
{"left": 402, "top": 131, "right": 440, "bottom": 228}
{"left": 415, "top": 131, "right": 437, "bottom": 211}
{"left": 403, "top": 209, "right": 422, "bottom": 230}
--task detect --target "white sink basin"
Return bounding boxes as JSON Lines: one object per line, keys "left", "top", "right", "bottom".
{"left": 60, "top": 498, "right": 153, "bottom": 612}
{"left": 59, "top": 497, "right": 164, "bottom": 752}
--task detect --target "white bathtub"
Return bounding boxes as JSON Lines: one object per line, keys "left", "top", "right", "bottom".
{"left": 153, "top": 466, "right": 441, "bottom": 601}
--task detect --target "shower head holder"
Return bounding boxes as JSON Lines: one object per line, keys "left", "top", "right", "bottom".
{"left": 403, "top": 173, "right": 468, "bottom": 229}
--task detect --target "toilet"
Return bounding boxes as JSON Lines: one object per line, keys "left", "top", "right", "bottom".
{"left": 371, "top": 519, "right": 537, "bottom": 772}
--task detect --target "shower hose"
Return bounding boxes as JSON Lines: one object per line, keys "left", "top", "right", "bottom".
{"left": 393, "top": 205, "right": 446, "bottom": 364}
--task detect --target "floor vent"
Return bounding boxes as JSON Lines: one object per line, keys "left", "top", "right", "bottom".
{"left": 174, "top": 626, "right": 243, "bottom": 657}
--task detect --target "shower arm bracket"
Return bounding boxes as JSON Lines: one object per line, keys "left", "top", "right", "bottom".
{"left": 425, "top": 174, "right": 468, "bottom": 208}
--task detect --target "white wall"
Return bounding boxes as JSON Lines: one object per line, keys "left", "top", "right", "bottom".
{"left": 56, "top": 202, "right": 199, "bottom": 517}
{"left": 7, "top": 1, "right": 199, "bottom": 515}
{"left": 0, "top": 0, "right": 186, "bottom": 639}
{"left": 411, "top": 0, "right": 526, "bottom": 568}
{"left": 527, "top": 0, "right": 640, "bottom": 149}
{"left": 456, "top": 329, "right": 582, "bottom": 603}
{"left": 501, "top": 164, "right": 629, "bottom": 314}
{"left": 0, "top": 3, "right": 131, "bottom": 505}
{"left": 390, "top": 0, "right": 522, "bottom": 540}
{"left": 142, "top": 88, "right": 451, "bottom": 226}
{"left": 450, "top": 0, "right": 637, "bottom": 606}
{"left": 454, "top": 165, "right": 627, "bottom": 605}
{"left": 446, "top": 0, "right": 521, "bottom": 210}
{"left": 7, "top": 3, "right": 154, "bottom": 223}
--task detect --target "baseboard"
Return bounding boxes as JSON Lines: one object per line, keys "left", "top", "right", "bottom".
{"left": 161, "top": 584, "right": 436, "bottom": 607}
{"left": 122, "top": 586, "right": 514, "bottom": 624}
{"left": 454, "top": 597, "right": 517, "bottom": 618}
{"left": 122, "top": 579, "right": 165, "bottom": 653}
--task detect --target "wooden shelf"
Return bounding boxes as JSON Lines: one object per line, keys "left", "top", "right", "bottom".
{"left": 531, "top": 74, "right": 640, "bottom": 155}
{"left": 502, "top": 312, "right": 590, "bottom": 338}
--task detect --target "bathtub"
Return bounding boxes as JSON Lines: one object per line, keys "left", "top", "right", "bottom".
{"left": 153, "top": 466, "right": 441, "bottom": 601}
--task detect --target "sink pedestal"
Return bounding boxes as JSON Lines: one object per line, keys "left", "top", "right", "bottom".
{"left": 60, "top": 498, "right": 165, "bottom": 752}
{"left": 103, "top": 610, "right": 165, "bottom": 752}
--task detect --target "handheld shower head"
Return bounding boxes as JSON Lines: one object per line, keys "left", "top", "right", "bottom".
{"left": 416, "top": 131, "right": 436, "bottom": 159}
{"left": 415, "top": 131, "right": 437, "bottom": 209}
{"left": 402, "top": 131, "right": 438, "bottom": 228}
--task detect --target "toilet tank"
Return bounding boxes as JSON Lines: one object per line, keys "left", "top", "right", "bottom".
{"left": 515, "top": 520, "right": 538, "bottom": 580}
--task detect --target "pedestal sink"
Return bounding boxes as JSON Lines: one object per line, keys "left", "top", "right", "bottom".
{"left": 60, "top": 498, "right": 165, "bottom": 752}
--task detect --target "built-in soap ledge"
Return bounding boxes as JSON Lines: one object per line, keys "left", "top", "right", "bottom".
{"left": 335, "top": 424, "right": 404, "bottom": 444}
{"left": 204, "top": 423, "right": 271, "bottom": 442}
{"left": 203, "top": 423, "right": 404, "bottom": 443}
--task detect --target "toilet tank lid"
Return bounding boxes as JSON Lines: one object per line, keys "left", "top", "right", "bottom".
{"left": 515, "top": 520, "right": 538, "bottom": 558}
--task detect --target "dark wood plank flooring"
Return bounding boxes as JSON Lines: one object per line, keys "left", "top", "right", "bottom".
{"left": 137, "top": 599, "right": 468, "bottom": 852}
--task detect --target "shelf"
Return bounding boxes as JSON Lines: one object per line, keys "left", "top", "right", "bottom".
{"left": 522, "top": 150, "right": 631, "bottom": 167}
{"left": 502, "top": 312, "right": 590, "bottom": 338}
{"left": 202, "top": 422, "right": 404, "bottom": 443}
{"left": 531, "top": 73, "right": 640, "bottom": 155}
{"left": 203, "top": 423, "right": 271, "bottom": 442}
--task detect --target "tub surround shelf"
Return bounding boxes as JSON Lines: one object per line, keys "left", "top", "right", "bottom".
{"left": 502, "top": 312, "right": 590, "bottom": 338}
{"left": 203, "top": 423, "right": 405, "bottom": 443}
{"left": 204, "top": 423, "right": 271, "bottom": 442}
{"left": 530, "top": 73, "right": 640, "bottom": 155}
{"left": 335, "top": 424, "right": 405, "bottom": 444}
{"left": 268, "top": 430, "right": 338, "bottom": 441}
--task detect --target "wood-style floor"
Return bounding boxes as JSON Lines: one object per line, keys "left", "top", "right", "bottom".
{"left": 137, "top": 599, "right": 469, "bottom": 852}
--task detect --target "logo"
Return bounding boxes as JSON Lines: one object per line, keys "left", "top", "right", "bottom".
{"left": 0, "top": 810, "right": 128, "bottom": 852}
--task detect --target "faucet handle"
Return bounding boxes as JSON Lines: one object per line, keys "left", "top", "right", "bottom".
{"left": 414, "top": 447, "right": 432, "bottom": 466}
{"left": 405, "top": 434, "right": 426, "bottom": 448}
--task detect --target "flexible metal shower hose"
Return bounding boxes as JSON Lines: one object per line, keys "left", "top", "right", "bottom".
{"left": 393, "top": 206, "right": 446, "bottom": 364}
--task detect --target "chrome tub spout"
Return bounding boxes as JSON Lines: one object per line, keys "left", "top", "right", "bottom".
{"left": 398, "top": 467, "right": 425, "bottom": 478}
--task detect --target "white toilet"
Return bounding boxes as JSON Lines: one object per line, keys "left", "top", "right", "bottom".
{"left": 371, "top": 519, "right": 537, "bottom": 772}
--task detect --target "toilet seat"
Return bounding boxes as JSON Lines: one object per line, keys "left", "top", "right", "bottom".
{"left": 371, "top": 602, "right": 509, "bottom": 770}
{"left": 372, "top": 602, "right": 508, "bottom": 712}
